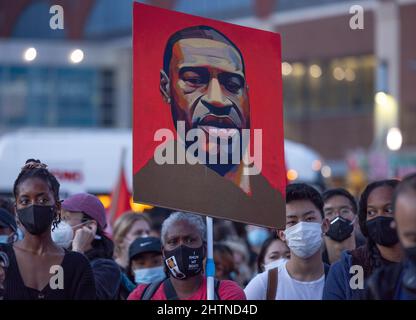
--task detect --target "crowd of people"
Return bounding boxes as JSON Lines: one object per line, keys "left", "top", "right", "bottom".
{"left": 0, "top": 158, "right": 415, "bottom": 300}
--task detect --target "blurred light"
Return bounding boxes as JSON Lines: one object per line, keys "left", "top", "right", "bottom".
{"left": 292, "top": 63, "right": 305, "bottom": 77}
{"left": 375, "top": 91, "right": 388, "bottom": 106}
{"left": 386, "top": 127, "right": 402, "bottom": 151}
{"left": 97, "top": 195, "right": 111, "bottom": 209}
{"left": 345, "top": 68, "right": 356, "bottom": 81}
{"left": 309, "top": 64, "right": 322, "bottom": 78}
{"left": 130, "top": 197, "right": 153, "bottom": 212}
{"left": 321, "top": 165, "right": 332, "bottom": 178}
{"left": 333, "top": 67, "right": 345, "bottom": 81}
{"left": 312, "top": 160, "right": 322, "bottom": 171}
{"left": 287, "top": 169, "right": 298, "bottom": 181}
{"left": 69, "top": 49, "right": 84, "bottom": 64}
{"left": 23, "top": 47, "right": 37, "bottom": 61}
{"left": 282, "top": 62, "right": 293, "bottom": 76}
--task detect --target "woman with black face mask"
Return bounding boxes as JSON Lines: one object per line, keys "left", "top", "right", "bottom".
{"left": 323, "top": 180, "right": 402, "bottom": 300}
{"left": 127, "top": 212, "right": 246, "bottom": 300}
{"left": 367, "top": 173, "right": 416, "bottom": 300}
{"left": 0, "top": 159, "right": 96, "bottom": 300}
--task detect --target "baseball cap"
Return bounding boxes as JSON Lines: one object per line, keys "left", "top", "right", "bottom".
{"left": 0, "top": 208, "right": 17, "bottom": 232}
{"left": 129, "top": 237, "right": 162, "bottom": 260}
{"left": 62, "top": 193, "right": 107, "bottom": 229}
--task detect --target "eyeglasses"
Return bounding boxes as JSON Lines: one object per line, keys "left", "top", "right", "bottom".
{"left": 324, "top": 207, "right": 355, "bottom": 219}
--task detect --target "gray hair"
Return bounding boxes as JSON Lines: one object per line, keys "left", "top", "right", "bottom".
{"left": 161, "top": 212, "right": 206, "bottom": 246}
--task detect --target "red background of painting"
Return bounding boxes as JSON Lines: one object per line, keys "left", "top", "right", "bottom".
{"left": 133, "top": 2, "right": 286, "bottom": 196}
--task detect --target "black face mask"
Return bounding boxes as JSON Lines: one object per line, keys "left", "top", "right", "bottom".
{"left": 366, "top": 216, "right": 399, "bottom": 247}
{"left": 164, "top": 245, "right": 204, "bottom": 280}
{"left": 326, "top": 216, "right": 355, "bottom": 242}
{"left": 17, "top": 205, "right": 56, "bottom": 235}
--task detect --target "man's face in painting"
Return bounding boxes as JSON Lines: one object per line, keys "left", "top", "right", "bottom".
{"left": 160, "top": 34, "right": 250, "bottom": 166}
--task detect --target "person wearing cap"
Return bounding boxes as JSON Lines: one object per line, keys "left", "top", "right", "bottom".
{"left": 59, "top": 193, "right": 122, "bottom": 300}
{"left": 0, "top": 209, "right": 17, "bottom": 244}
{"left": 128, "top": 237, "right": 165, "bottom": 285}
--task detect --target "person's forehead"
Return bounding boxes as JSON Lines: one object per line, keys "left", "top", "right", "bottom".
{"left": 171, "top": 38, "right": 243, "bottom": 74}
{"left": 324, "top": 195, "right": 351, "bottom": 208}
{"left": 368, "top": 186, "right": 393, "bottom": 206}
{"left": 166, "top": 220, "right": 201, "bottom": 238}
{"left": 286, "top": 199, "right": 319, "bottom": 216}
{"left": 267, "top": 239, "right": 287, "bottom": 253}
{"left": 63, "top": 210, "right": 83, "bottom": 219}
{"left": 17, "top": 177, "right": 51, "bottom": 195}
{"left": 131, "top": 219, "right": 150, "bottom": 231}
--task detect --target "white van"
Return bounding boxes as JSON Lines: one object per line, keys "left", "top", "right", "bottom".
{"left": 0, "top": 128, "right": 324, "bottom": 197}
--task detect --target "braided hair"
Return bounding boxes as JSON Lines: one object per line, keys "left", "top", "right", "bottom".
{"left": 13, "top": 159, "right": 61, "bottom": 230}
{"left": 358, "top": 179, "right": 399, "bottom": 272}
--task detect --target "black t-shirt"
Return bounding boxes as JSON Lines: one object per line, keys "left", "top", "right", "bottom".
{"left": 0, "top": 243, "right": 96, "bottom": 300}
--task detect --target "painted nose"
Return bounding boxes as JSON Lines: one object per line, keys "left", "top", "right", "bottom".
{"left": 204, "top": 78, "right": 228, "bottom": 107}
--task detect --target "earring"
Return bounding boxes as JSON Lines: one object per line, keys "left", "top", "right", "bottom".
{"left": 167, "top": 97, "right": 171, "bottom": 104}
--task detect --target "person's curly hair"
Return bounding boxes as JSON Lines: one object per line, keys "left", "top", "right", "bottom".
{"left": 13, "top": 159, "right": 61, "bottom": 230}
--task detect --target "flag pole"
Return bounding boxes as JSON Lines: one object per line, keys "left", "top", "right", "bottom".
{"left": 206, "top": 216, "right": 215, "bottom": 300}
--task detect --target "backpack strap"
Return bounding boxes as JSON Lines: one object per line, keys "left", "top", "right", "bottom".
{"left": 140, "top": 278, "right": 166, "bottom": 300}
{"left": 163, "top": 277, "right": 180, "bottom": 300}
{"left": 266, "top": 268, "right": 278, "bottom": 300}
{"left": 142, "top": 277, "right": 221, "bottom": 300}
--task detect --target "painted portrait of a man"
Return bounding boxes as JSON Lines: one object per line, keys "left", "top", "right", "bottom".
{"left": 133, "top": 4, "right": 286, "bottom": 228}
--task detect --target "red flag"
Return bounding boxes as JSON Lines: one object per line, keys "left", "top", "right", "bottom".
{"left": 109, "top": 153, "right": 131, "bottom": 226}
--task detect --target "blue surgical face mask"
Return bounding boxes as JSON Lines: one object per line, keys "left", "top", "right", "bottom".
{"left": 247, "top": 228, "right": 270, "bottom": 247}
{"left": 133, "top": 266, "right": 165, "bottom": 284}
{"left": 0, "top": 235, "right": 10, "bottom": 244}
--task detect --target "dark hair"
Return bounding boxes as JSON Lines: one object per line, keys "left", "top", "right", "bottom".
{"left": 163, "top": 25, "right": 245, "bottom": 75}
{"left": 358, "top": 179, "right": 399, "bottom": 272}
{"left": 256, "top": 236, "right": 285, "bottom": 273}
{"left": 322, "top": 188, "right": 358, "bottom": 215}
{"left": 13, "top": 159, "right": 61, "bottom": 230}
{"left": 286, "top": 183, "right": 324, "bottom": 218}
{"left": 393, "top": 173, "right": 416, "bottom": 212}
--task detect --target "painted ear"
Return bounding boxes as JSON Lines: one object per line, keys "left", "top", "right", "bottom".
{"left": 160, "top": 69, "right": 171, "bottom": 104}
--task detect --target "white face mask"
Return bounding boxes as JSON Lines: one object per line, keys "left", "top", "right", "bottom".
{"left": 284, "top": 222, "right": 323, "bottom": 259}
{"left": 51, "top": 221, "right": 74, "bottom": 249}
{"left": 264, "top": 258, "right": 288, "bottom": 271}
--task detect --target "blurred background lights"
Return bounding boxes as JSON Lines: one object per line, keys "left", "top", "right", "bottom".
{"left": 312, "top": 159, "right": 322, "bottom": 171}
{"left": 287, "top": 169, "right": 298, "bottom": 181}
{"left": 23, "top": 47, "right": 37, "bottom": 61}
{"left": 282, "top": 62, "right": 293, "bottom": 76}
{"left": 309, "top": 64, "right": 322, "bottom": 78}
{"left": 321, "top": 165, "right": 332, "bottom": 178}
{"left": 333, "top": 67, "right": 345, "bottom": 81}
{"left": 69, "top": 49, "right": 84, "bottom": 64}
{"left": 386, "top": 127, "right": 403, "bottom": 151}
